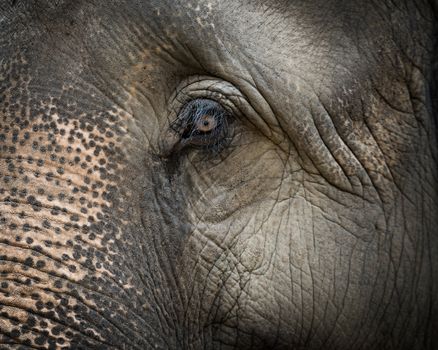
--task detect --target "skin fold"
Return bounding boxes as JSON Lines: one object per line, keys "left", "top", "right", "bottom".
{"left": 0, "top": 0, "right": 437, "bottom": 349}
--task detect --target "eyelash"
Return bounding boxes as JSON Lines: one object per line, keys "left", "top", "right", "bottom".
{"left": 171, "top": 99, "right": 231, "bottom": 153}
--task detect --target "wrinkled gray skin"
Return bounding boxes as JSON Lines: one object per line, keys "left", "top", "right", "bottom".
{"left": 0, "top": 0, "right": 437, "bottom": 349}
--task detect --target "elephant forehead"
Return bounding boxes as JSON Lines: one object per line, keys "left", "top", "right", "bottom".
{"left": 2, "top": 0, "right": 401, "bottom": 145}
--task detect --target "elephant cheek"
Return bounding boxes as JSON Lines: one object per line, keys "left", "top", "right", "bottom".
{"left": 238, "top": 235, "right": 265, "bottom": 272}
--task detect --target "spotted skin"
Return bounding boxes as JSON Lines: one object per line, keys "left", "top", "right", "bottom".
{"left": 0, "top": 54, "right": 165, "bottom": 348}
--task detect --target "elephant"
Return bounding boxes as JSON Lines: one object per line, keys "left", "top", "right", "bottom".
{"left": 0, "top": 0, "right": 437, "bottom": 349}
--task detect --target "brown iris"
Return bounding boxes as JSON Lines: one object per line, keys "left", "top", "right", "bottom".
{"left": 196, "top": 114, "right": 217, "bottom": 133}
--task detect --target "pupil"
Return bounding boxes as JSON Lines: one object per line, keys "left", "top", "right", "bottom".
{"left": 197, "top": 115, "right": 216, "bottom": 132}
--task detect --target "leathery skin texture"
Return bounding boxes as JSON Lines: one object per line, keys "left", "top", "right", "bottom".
{"left": 0, "top": 0, "right": 437, "bottom": 349}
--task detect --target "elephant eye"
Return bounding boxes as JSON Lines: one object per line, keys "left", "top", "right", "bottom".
{"left": 171, "top": 99, "right": 231, "bottom": 153}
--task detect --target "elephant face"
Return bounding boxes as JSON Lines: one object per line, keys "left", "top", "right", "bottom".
{"left": 0, "top": 0, "right": 437, "bottom": 349}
